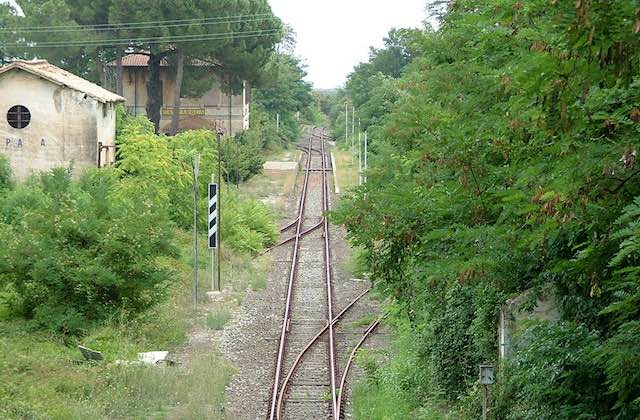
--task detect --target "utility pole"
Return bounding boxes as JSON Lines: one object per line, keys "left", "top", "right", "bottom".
{"left": 358, "top": 131, "right": 363, "bottom": 186}
{"left": 191, "top": 154, "right": 200, "bottom": 310}
{"left": 352, "top": 105, "right": 355, "bottom": 137}
{"left": 364, "top": 131, "right": 368, "bottom": 184}
{"left": 345, "top": 102, "right": 349, "bottom": 146}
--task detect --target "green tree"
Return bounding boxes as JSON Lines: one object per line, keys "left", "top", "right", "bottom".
{"left": 253, "top": 52, "right": 314, "bottom": 140}
{"left": 332, "top": 0, "right": 640, "bottom": 417}
{"left": 108, "top": 0, "right": 281, "bottom": 133}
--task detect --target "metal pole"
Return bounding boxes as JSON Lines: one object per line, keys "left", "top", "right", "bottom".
{"left": 216, "top": 129, "right": 223, "bottom": 292}
{"left": 364, "top": 131, "right": 368, "bottom": 184}
{"left": 192, "top": 155, "right": 200, "bottom": 310}
{"left": 345, "top": 103, "right": 348, "bottom": 145}
{"left": 352, "top": 105, "right": 355, "bottom": 136}
{"left": 276, "top": 113, "right": 280, "bottom": 131}
{"left": 482, "top": 385, "right": 488, "bottom": 420}
{"left": 358, "top": 132, "right": 362, "bottom": 186}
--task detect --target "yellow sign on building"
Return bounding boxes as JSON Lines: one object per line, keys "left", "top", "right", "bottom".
{"left": 161, "top": 107, "right": 206, "bottom": 116}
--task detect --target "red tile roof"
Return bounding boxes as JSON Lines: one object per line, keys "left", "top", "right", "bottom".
{"left": 110, "top": 54, "right": 217, "bottom": 68}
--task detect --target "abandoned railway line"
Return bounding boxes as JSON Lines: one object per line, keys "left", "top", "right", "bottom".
{"left": 266, "top": 127, "right": 382, "bottom": 420}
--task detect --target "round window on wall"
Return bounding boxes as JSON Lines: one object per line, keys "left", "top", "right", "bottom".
{"left": 7, "top": 105, "right": 31, "bottom": 129}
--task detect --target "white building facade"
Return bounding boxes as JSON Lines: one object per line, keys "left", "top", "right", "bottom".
{"left": 0, "top": 60, "right": 125, "bottom": 180}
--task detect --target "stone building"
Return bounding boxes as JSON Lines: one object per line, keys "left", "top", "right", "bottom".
{"left": 112, "top": 54, "right": 250, "bottom": 135}
{"left": 0, "top": 59, "right": 125, "bottom": 180}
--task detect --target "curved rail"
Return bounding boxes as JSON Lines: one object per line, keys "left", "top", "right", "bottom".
{"left": 268, "top": 218, "right": 325, "bottom": 252}
{"left": 270, "top": 127, "right": 381, "bottom": 420}
{"left": 335, "top": 316, "right": 384, "bottom": 416}
{"left": 279, "top": 217, "right": 299, "bottom": 232}
{"left": 275, "top": 289, "right": 370, "bottom": 420}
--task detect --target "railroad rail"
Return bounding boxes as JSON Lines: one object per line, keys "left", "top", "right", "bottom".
{"left": 268, "top": 127, "right": 380, "bottom": 420}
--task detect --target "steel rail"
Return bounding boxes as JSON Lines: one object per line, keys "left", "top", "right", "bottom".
{"left": 268, "top": 135, "right": 313, "bottom": 420}
{"left": 321, "top": 132, "right": 340, "bottom": 420}
{"left": 275, "top": 289, "right": 370, "bottom": 420}
{"left": 271, "top": 127, "right": 378, "bottom": 420}
{"left": 279, "top": 217, "right": 299, "bottom": 232}
{"left": 279, "top": 139, "right": 314, "bottom": 233}
{"left": 335, "top": 316, "right": 384, "bottom": 417}
{"left": 268, "top": 218, "right": 325, "bottom": 252}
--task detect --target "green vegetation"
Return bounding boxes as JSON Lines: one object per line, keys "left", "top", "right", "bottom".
{"left": 205, "top": 310, "right": 232, "bottom": 331}
{"left": 0, "top": 229, "right": 237, "bottom": 419}
{"left": 254, "top": 51, "right": 316, "bottom": 141}
{"left": 332, "top": 2, "right": 640, "bottom": 418}
{"left": 0, "top": 104, "right": 288, "bottom": 417}
{"left": 0, "top": 167, "right": 174, "bottom": 334}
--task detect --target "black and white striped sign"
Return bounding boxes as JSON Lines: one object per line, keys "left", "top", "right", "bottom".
{"left": 208, "top": 183, "right": 218, "bottom": 249}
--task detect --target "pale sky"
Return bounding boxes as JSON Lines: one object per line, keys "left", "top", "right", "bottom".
{"left": 269, "top": 0, "right": 430, "bottom": 89}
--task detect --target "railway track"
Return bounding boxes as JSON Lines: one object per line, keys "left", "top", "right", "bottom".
{"left": 267, "top": 127, "right": 381, "bottom": 420}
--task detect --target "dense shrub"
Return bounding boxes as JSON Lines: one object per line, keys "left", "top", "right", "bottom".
{"left": 224, "top": 191, "right": 278, "bottom": 253}
{"left": 0, "top": 155, "right": 12, "bottom": 192}
{"left": 0, "top": 167, "right": 174, "bottom": 334}
{"left": 220, "top": 133, "right": 265, "bottom": 185}
{"left": 333, "top": 0, "right": 640, "bottom": 417}
{"left": 116, "top": 115, "right": 277, "bottom": 254}
{"left": 501, "top": 322, "right": 610, "bottom": 419}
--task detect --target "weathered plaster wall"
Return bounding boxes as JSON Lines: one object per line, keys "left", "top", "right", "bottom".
{"left": 122, "top": 67, "right": 249, "bottom": 134}
{"left": 0, "top": 69, "right": 116, "bottom": 180}
{"left": 96, "top": 102, "right": 117, "bottom": 166}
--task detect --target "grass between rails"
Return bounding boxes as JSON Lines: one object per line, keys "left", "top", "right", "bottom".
{"left": 0, "top": 171, "right": 285, "bottom": 419}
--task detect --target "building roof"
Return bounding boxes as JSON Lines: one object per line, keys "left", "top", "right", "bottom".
{"left": 109, "top": 53, "right": 217, "bottom": 68}
{"left": 0, "top": 59, "right": 125, "bottom": 104}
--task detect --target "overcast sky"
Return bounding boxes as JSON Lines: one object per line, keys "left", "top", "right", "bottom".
{"left": 269, "top": 0, "right": 429, "bottom": 89}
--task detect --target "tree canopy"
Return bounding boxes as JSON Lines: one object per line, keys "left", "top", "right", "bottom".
{"left": 2, "top": 0, "right": 283, "bottom": 132}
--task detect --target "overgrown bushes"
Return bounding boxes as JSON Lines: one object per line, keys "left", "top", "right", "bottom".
{"left": 0, "top": 167, "right": 174, "bottom": 334}
{"left": 334, "top": 1, "right": 640, "bottom": 417}
{"left": 116, "top": 114, "right": 278, "bottom": 252}
{"left": 0, "top": 113, "right": 279, "bottom": 334}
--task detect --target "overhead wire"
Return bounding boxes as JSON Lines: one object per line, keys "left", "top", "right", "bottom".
{"left": 0, "top": 16, "right": 280, "bottom": 34}
{"left": 0, "top": 13, "right": 277, "bottom": 32}
{"left": 1, "top": 29, "right": 282, "bottom": 49}
{"left": 2, "top": 27, "right": 281, "bottom": 46}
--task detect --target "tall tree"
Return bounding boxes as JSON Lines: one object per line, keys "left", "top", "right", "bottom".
{"left": 10, "top": 0, "right": 95, "bottom": 79}
{"left": 109, "top": 0, "right": 281, "bottom": 133}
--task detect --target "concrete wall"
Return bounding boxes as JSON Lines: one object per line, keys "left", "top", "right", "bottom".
{"left": 122, "top": 67, "right": 249, "bottom": 135}
{"left": 96, "top": 102, "right": 117, "bottom": 167}
{"left": 0, "top": 69, "right": 116, "bottom": 180}
{"left": 498, "top": 289, "right": 560, "bottom": 359}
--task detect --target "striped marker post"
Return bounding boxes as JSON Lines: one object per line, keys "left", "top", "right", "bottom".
{"left": 209, "top": 183, "right": 218, "bottom": 249}
{"left": 209, "top": 183, "right": 219, "bottom": 291}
